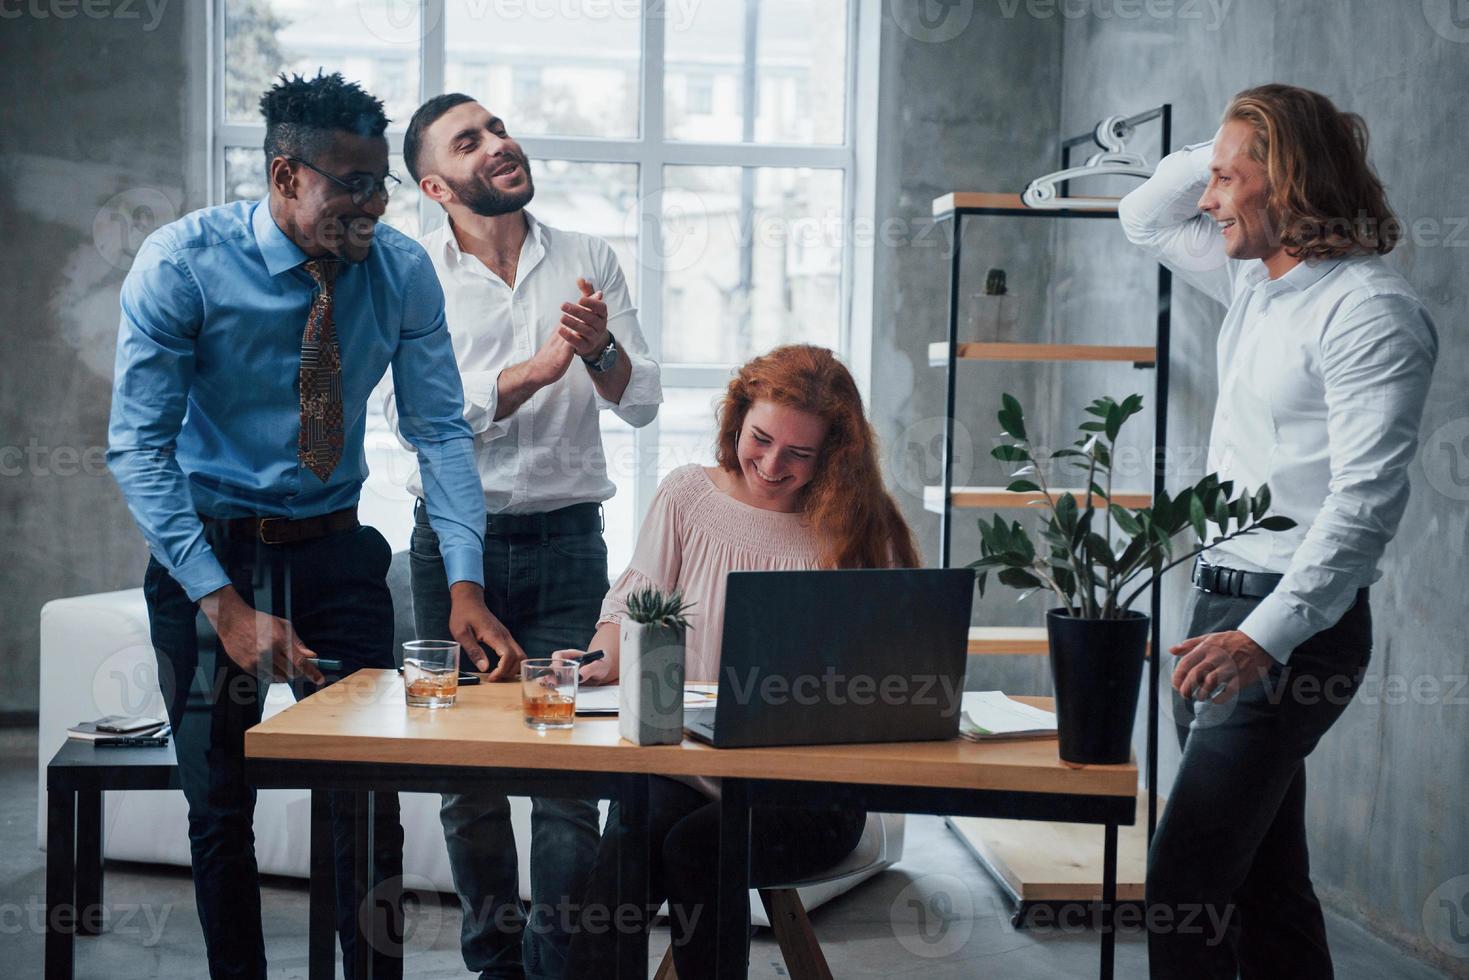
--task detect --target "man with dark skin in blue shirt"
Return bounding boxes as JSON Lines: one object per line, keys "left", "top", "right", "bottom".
{"left": 108, "top": 72, "right": 523, "bottom": 980}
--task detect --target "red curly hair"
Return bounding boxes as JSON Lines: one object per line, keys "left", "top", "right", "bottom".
{"left": 714, "top": 345, "right": 920, "bottom": 570}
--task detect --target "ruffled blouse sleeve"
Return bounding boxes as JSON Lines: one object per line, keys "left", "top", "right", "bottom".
{"left": 598, "top": 471, "right": 685, "bottom": 628}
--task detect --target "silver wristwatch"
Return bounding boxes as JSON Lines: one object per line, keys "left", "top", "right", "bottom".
{"left": 583, "top": 334, "right": 619, "bottom": 373}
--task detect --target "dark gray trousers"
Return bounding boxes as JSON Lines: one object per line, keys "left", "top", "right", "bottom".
{"left": 1147, "top": 585, "right": 1371, "bottom": 980}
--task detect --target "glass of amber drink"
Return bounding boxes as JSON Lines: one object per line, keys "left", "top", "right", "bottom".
{"left": 403, "top": 640, "right": 459, "bottom": 708}
{"left": 522, "top": 659, "right": 578, "bottom": 730}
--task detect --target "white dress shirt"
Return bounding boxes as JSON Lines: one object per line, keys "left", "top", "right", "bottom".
{"left": 385, "top": 211, "right": 661, "bottom": 514}
{"left": 1119, "top": 140, "right": 1438, "bottom": 662}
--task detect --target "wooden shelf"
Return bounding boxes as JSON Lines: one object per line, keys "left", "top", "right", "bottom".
{"left": 929, "top": 341, "right": 1156, "bottom": 367}
{"left": 925, "top": 485, "right": 1152, "bottom": 513}
{"left": 947, "top": 791, "right": 1155, "bottom": 906}
{"left": 968, "top": 627, "right": 1049, "bottom": 655}
{"left": 966, "top": 628, "right": 1151, "bottom": 659}
{"left": 931, "top": 191, "right": 1122, "bottom": 217}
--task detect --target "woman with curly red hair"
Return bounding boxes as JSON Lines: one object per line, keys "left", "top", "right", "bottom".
{"left": 561, "top": 343, "right": 919, "bottom": 976}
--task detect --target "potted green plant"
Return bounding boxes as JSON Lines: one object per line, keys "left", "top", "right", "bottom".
{"left": 969, "top": 393, "right": 1296, "bottom": 764}
{"left": 619, "top": 587, "right": 696, "bottom": 746}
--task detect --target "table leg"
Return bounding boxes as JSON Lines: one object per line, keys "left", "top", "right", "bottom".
{"left": 615, "top": 774, "right": 650, "bottom": 980}
{"left": 309, "top": 790, "right": 335, "bottom": 980}
{"left": 45, "top": 788, "right": 76, "bottom": 980}
{"left": 75, "top": 789, "right": 104, "bottom": 937}
{"left": 716, "top": 780, "right": 751, "bottom": 980}
{"left": 1100, "top": 822, "right": 1118, "bottom": 980}
{"left": 352, "top": 790, "right": 374, "bottom": 980}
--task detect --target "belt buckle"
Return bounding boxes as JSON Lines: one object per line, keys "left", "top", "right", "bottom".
{"left": 257, "top": 516, "right": 289, "bottom": 545}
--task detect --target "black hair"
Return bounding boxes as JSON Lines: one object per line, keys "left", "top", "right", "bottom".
{"left": 259, "top": 70, "right": 389, "bottom": 167}
{"left": 404, "top": 92, "right": 477, "bottom": 184}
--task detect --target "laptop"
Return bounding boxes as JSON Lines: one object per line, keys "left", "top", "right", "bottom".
{"left": 683, "top": 568, "right": 975, "bottom": 748}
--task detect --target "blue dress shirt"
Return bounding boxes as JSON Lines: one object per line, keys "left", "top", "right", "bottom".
{"left": 108, "top": 198, "right": 486, "bottom": 601}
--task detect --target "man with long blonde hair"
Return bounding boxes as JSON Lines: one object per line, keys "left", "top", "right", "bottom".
{"left": 1120, "top": 84, "right": 1438, "bottom": 977}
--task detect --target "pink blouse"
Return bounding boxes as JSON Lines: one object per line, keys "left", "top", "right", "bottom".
{"left": 598, "top": 463, "right": 823, "bottom": 681}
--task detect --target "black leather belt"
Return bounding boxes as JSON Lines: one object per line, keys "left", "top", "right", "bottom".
{"left": 205, "top": 506, "right": 360, "bottom": 545}
{"left": 415, "top": 499, "right": 603, "bottom": 537}
{"left": 1192, "top": 557, "right": 1283, "bottom": 599}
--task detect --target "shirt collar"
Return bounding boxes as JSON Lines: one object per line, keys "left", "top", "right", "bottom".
{"left": 1249, "top": 256, "right": 1342, "bottom": 295}
{"left": 251, "top": 197, "right": 311, "bottom": 277}
{"left": 436, "top": 210, "right": 546, "bottom": 278}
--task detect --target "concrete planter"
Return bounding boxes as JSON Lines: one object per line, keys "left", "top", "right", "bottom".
{"left": 618, "top": 621, "right": 687, "bottom": 745}
{"left": 968, "top": 292, "right": 1018, "bottom": 341}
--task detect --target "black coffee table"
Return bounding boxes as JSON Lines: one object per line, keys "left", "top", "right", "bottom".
{"left": 44, "top": 739, "right": 179, "bottom": 980}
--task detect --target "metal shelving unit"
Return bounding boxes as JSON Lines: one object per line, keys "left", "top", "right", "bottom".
{"left": 933, "top": 105, "right": 1174, "bottom": 923}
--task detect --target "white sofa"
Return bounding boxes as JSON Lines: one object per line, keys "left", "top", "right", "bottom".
{"left": 37, "top": 578, "right": 902, "bottom": 923}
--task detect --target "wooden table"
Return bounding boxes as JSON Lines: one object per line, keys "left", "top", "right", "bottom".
{"left": 244, "top": 669, "right": 1137, "bottom": 979}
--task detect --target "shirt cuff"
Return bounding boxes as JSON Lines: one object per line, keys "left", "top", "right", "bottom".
{"left": 173, "top": 549, "right": 232, "bottom": 603}
{"left": 1237, "top": 592, "right": 1314, "bottom": 665}
{"left": 595, "top": 350, "right": 663, "bottom": 413}
{"left": 461, "top": 370, "right": 511, "bottom": 441}
{"left": 441, "top": 546, "right": 485, "bottom": 590}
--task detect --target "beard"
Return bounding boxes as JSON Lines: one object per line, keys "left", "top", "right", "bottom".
{"left": 446, "top": 155, "right": 536, "bottom": 217}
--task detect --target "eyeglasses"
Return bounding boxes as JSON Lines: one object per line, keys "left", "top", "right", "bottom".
{"left": 287, "top": 157, "right": 402, "bottom": 206}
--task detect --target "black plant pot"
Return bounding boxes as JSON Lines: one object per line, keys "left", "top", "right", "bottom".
{"left": 1046, "top": 609, "right": 1150, "bottom": 765}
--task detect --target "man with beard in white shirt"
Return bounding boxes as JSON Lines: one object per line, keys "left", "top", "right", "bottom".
{"left": 1119, "top": 84, "right": 1437, "bottom": 979}
{"left": 386, "top": 94, "right": 662, "bottom": 980}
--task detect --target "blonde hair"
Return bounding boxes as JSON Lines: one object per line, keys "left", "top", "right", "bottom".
{"left": 1224, "top": 84, "right": 1399, "bottom": 260}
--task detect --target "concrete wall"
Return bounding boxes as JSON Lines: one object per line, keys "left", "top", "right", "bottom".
{"left": 1049, "top": 0, "right": 1469, "bottom": 971}
{"left": 869, "top": 1, "right": 1066, "bottom": 699}
{"left": 0, "top": 4, "right": 205, "bottom": 718}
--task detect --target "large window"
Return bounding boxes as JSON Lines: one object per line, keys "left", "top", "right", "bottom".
{"left": 213, "top": 0, "right": 860, "bottom": 572}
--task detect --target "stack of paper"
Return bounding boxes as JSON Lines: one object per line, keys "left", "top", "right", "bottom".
{"left": 574, "top": 684, "right": 718, "bottom": 716}
{"left": 959, "top": 692, "right": 1058, "bottom": 741}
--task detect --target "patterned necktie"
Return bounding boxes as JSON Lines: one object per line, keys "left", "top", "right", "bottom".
{"left": 298, "top": 258, "right": 343, "bottom": 482}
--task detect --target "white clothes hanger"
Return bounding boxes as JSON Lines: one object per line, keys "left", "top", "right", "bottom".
{"left": 1022, "top": 114, "right": 1156, "bottom": 210}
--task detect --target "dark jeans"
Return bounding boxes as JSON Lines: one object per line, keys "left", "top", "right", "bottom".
{"left": 143, "top": 522, "right": 404, "bottom": 980}
{"left": 565, "top": 776, "right": 867, "bottom": 978}
{"left": 1147, "top": 586, "right": 1372, "bottom": 980}
{"left": 409, "top": 500, "right": 606, "bottom": 980}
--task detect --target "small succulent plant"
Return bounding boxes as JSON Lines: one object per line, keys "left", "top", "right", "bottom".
{"left": 625, "top": 587, "right": 695, "bottom": 631}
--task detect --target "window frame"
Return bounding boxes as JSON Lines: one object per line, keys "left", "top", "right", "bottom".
{"left": 208, "top": 0, "right": 870, "bottom": 532}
